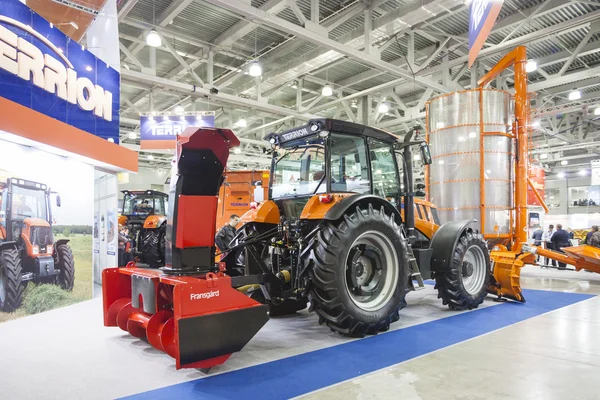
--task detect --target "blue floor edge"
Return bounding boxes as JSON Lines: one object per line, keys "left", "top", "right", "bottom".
{"left": 122, "top": 289, "right": 594, "bottom": 400}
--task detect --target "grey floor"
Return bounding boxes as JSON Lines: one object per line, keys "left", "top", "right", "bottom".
{"left": 0, "top": 266, "right": 598, "bottom": 399}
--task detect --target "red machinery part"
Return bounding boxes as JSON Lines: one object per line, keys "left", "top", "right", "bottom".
{"left": 102, "top": 127, "right": 268, "bottom": 370}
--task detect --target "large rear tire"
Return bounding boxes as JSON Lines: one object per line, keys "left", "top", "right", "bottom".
{"left": 434, "top": 231, "right": 490, "bottom": 310}
{"left": 141, "top": 227, "right": 165, "bottom": 268}
{"left": 0, "top": 248, "right": 24, "bottom": 312}
{"left": 56, "top": 244, "right": 75, "bottom": 291}
{"left": 305, "top": 204, "right": 408, "bottom": 337}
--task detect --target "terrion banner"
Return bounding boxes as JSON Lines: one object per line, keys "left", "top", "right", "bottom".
{"left": 468, "top": 0, "right": 505, "bottom": 68}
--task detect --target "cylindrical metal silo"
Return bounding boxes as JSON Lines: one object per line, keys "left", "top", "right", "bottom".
{"left": 426, "top": 89, "right": 513, "bottom": 241}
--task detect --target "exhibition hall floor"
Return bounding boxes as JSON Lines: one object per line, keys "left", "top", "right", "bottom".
{"left": 0, "top": 267, "right": 598, "bottom": 400}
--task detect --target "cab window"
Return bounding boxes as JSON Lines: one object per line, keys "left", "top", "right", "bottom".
{"left": 329, "top": 134, "right": 370, "bottom": 194}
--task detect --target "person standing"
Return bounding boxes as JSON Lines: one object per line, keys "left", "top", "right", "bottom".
{"left": 531, "top": 226, "right": 543, "bottom": 263}
{"left": 215, "top": 214, "right": 240, "bottom": 252}
{"left": 542, "top": 224, "right": 556, "bottom": 268}
{"left": 551, "top": 224, "right": 571, "bottom": 270}
{"left": 584, "top": 226, "right": 598, "bottom": 244}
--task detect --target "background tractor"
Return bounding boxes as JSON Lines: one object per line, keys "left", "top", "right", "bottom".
{"left": 224, "top": 119, "right": 492, "bottom": 336}
{"left": 119, "top": 190, "right": 168, "bottom": 267}
{"left": 0, "top": 178, "right": 74, "bottom": 312}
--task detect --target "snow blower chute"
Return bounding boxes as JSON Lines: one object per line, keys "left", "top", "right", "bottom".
{"left": 102, "top": 127, "right": 269, "bottom": 370}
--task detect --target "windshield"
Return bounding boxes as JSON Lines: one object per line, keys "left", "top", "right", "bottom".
{"left": 11, "top": 186, "right": 48, "bottom": 221}
{"left": 271, "top": 145, "right": 326, "bottom": 198}
{"left": 123, "top": 194, "right": 165, "bottom": 215}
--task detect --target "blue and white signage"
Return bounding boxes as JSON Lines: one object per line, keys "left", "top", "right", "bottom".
{"left": 468, "top": 0, "right": 504, "bottom": 68}
{"left": 0, "top": 0, "right": 120, "bottom": 142}
{"left": 140, "top": 112, "right": 215, "bottom": 149}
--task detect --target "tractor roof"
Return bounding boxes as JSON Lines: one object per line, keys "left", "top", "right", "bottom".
{"left": 121, "top": 189, "right": 168, "bottom": 197}
{"left": 265, "top": 119, "right": 400, "bottom": 147}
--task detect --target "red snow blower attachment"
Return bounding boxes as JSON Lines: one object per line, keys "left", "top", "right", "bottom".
{"left": 102, "top": 127, "right": 269, "bottom": 370}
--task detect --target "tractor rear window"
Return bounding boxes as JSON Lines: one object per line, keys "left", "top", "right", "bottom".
{"left": 329, "top": 134, "right": 370, "bottom": 194}
{"left": 271, "top": 145, "right": 326, "bottom": 198}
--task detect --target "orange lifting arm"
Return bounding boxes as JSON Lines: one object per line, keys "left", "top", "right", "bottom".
{"left": 527, "top": 177, "right": 549, "bottom": 213}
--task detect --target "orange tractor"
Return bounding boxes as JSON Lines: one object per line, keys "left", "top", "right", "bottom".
{"left": 0, "top": 178, "right": 74, "bottom": 311}
{"left": 216, "top": 170, "right": 269, "bottom": 230}
{"left": 103, "top": 121, "right": 494, "bottom": 370}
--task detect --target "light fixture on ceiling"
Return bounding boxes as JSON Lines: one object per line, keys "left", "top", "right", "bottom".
{"left": 568, "top": 89, "right": 581, "bottom": 101}
{"left": 321, "top": 84, "right": 333, "bottom": 97}
{"left": 234, "top": 148, "right": 242, "bottom": 154}
{"left": 540, "top": 153, "right": 548, "bottom": 159}
{"left": 580, "top": 169, "right": 588, "bottom": 176}
{"left": 128, "top": 132, "right": 137, "bottom": 139}
{"left": 532, "top": 120, "right": 541, "bottom": 129}
{"left": 237, "top": 118, "right": 247, "bottom": 128}
{"left": 525, "top": 60, "right": 537, "bottom": 73}
{"left": 378, "top": 101, "right": 389, "bottom": 113}
{"left": 249, "top": 61, "right": 262, "bottom": 77}
{"left": 557, "top": 171, "right": 566, "bottom": 179}
{"left": 147, "top": 154, "right": 154, "bottom": 160}
{"left": 561, "top": 160, "right": 569, "bottom": 165}
{"left": 174, "top": 105, "right": 185, "bottom": 115}
{"left": 146, "top": 30, "right": 162, "bottom": 47}
{"left": 595, "top": 107, "right": 600, "bottom": 116}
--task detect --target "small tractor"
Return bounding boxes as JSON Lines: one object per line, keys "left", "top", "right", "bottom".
{"left": 0, "top": 178, "right": 74, "bottom": 312}
{"left": 118, "top": 190, "right": 168, "bottom": 267}
{"left": 102, "top": 122, "right": 492, "bottom": 370}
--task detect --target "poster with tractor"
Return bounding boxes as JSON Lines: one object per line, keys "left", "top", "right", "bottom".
{"left": 0, "top": 141, "right": 94, "bottom": 323}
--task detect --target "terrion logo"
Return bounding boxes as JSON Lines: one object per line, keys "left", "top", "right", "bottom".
{"left": 0, "top": 16, "right": 113, "bottom": 122}
{"left": 190, "top": 290, "right": 220, "bottom": 300}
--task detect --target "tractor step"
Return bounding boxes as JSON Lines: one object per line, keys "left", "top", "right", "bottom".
{"left": 408, "top": 256, "right": 425, "bottom": 291}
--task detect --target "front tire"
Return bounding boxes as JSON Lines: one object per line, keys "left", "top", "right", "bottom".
{"left": 434, "top": 231, "right": 491, "bottom": 310}
{"left": 56, "top": 244, "right": 75, "bottom": 291}
{"left": 0, "top": 248, "right": 24, "bottom": 312}
{"left": 305, "top": 204, "right": 409, "bottom": 337}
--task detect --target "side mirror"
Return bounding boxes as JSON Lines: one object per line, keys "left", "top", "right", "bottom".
{"left": 419, "top": 143, "right": 432, "bottom": 165}
{"left": 416, "top": 190, "right": 426, "bottom": 197}
{"left": 56, "top": 195, "right": 62, "bottom": 207}
{"left": 416, "top": 183, "right": 426, "bottom": 190}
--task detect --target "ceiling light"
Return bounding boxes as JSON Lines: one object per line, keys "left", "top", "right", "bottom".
{"left": 378, "top": 102, "right": 389, "bottom": 113}
{"left": 594, "top": 107, "right": 600, "bottom": 116}
{"left": 568, "top": 89, "right": 581, "bottom": 101}
{"left": 525, "top": 60, "right": 537, "bottom": 73}
{"left": 580, "top": 169, "right": 588, "bottom": 176}
{"left": 128, "top": 132, "right": 137, "bottom": 139}
{"left": 174, "top": 105, "right": 185, "bottom": 115}
{"left": 561, "top": 160, "right": 568, "bottom": 165}
{"left": 107, "top": 138, "right": 114, "bottom": 143}
{"left": 147, "top": 154, "right": 154, "bottom": 160}
{"left": 237, "top": 118, "right": 247, "bottom": 128}
{"left": 146, "top": 30, "right": 162, "bottom": 47}
{"left": 234, "top": 148, "right": 242, "bottom": 154}
{"left": 248, "top": 61, "right": 262, "bottom": 77}
{"left": 321, "top": 84, "right": 333, "bottom": 97}
{"left": 558, "top": 172, "right": 566, "bottom": 179}
{"left": 532, "top": 120, "right": 541, "bottom": 129}
{"left": 540, "top": 153, "right": 548, "bottom": 159}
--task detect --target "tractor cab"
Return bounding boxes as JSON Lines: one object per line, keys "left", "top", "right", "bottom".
{"left": 120, "top": 190, "right": 168, "bottom": 223}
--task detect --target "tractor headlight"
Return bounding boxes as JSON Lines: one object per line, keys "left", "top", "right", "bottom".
{"left": 47, "top": 245, "right": 53, "bottom": 254}
{"left": 32, "top": 245, "right": 39, "bottom": 255}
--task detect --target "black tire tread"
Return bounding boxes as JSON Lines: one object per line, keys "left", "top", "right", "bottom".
{"left": 57, "top": 244, "right": 75, "bottom": 291}
{"left": 434, "top": 231, "right": 491, "bottom": 310}
{"left": 0, "top": 248, "right": 24, "bottom": 312}
{"left": 305, "top": 204, "right": 407, "bottom": 338}
{"left": 141, "top": 228, "right": 164, "bottom": 268}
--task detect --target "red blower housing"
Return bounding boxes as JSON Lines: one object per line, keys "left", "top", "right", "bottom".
{"left": 102, "top": 127, "right": 269, "bottom": 370}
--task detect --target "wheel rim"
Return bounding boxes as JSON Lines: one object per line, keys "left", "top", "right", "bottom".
{"left": 0, "top": 266, "right": 6, "bottom": 305}
{"left": 345, "top": 230, "right": 398, "bottom": 312}
{"left": 461, "top": 245, "right": 487, "bottom": 295}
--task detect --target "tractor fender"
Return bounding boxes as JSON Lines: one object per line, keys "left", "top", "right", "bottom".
{"left": 323, "top": 194, "right": 402, "bottom": 224}
{"left": 55, "top": 239, "right": 70, "bottom": 248}
{"left": 144, "top": 215, "right": 167, "bottom": 229}
{"left": 0, "top": 241, "right": 18, "bottom": 252}
{"left": 429, "top": 219, "right": 477, "bottom": 273}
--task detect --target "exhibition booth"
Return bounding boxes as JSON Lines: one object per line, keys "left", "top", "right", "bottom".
{"left": 0, "top": 0, "right": 136, "bottom": 321}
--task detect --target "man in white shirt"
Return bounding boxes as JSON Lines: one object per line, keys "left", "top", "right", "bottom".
{"left": 541, "top": 224, "right": 556, "bottom": 268}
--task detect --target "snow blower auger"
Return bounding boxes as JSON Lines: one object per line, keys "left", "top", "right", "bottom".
{"left": 102, "top": 127, "right": 269, "bottom": 370}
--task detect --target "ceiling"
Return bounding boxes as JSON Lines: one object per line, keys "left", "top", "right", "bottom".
{"left": 106, "top": 0, "right": 600, "bottom": 174}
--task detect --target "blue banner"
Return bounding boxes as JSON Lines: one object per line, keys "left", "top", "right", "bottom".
{"left": 468, "top": 0, "right": 504, "bottom": 68}
{"left": 140, "top": 113, "right": 215, "bottom": 149}
{"left": 0, "top": 0, "right": 120, "bottom": 142}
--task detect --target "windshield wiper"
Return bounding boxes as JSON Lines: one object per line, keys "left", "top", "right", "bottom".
{"left": 313, "top": 174, "right": 326, "bottom": 194}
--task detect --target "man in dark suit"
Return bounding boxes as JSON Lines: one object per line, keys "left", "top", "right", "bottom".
{"left": 584, "top": 226, "right": 598, "bottom": 244}
{"left": 531, "top": 226, "right": 543, "bottom": 263}
{"left": 551, "top": 224, "right": 571, "bottom": 270}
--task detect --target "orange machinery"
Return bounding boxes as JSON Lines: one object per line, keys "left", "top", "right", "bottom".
{"left": 216, "top": 170, "right": 269, "bottom": 230}
{"left": 476, "top": 46, "right": 600, "bottom": 302}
